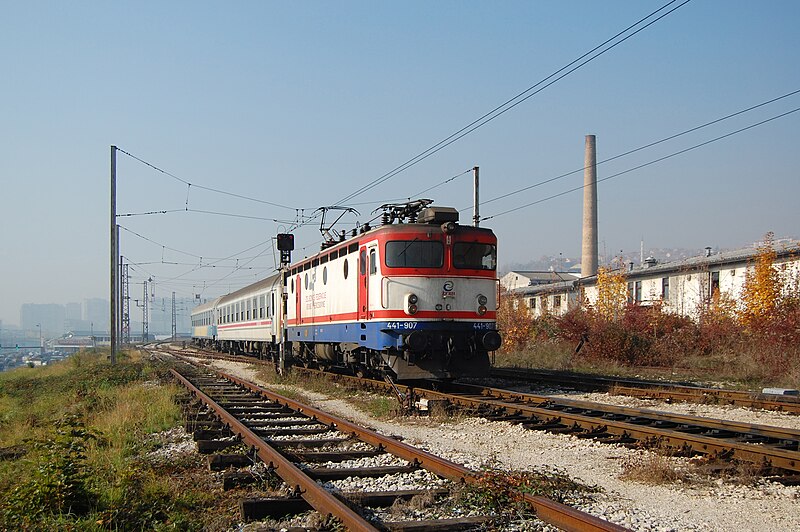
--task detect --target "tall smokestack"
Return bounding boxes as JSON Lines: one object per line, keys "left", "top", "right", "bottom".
{"left": 581, "top": 134, "right": 598, "bottom": 277}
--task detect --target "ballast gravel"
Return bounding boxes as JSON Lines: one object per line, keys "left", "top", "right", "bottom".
{"left": 201, "top": 359, "right": 800, "bottom": 531}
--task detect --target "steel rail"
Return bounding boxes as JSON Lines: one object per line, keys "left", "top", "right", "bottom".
{"left": 412, "top": 387, "right": 800, "bottom": 472}
{"left": 169, "top": 368, "right": 380, "bottom": 532}
{"left": 450, "top": 383, "right": 800, "bottom": 443}
{"left": 490, "top": 367, "right": 800, "bottom": 414}
{"left": 217, "top": 369, "right": 627, "bottom": 532}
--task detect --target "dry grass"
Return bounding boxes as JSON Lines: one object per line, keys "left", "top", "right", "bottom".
{"left": 619, "top": 453, "right": 696, "bottom": 485}
{"left": 618, "top": 452, "right": 767, "bottom": 488}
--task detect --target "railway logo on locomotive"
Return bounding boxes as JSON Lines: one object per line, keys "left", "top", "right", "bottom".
{"left": 442, "top": 280, "right": 456, "bottom": 298}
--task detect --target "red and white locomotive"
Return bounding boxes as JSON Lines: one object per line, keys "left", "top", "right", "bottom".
{"left": 192, "top": 201, "right": 501, "bottom": 380}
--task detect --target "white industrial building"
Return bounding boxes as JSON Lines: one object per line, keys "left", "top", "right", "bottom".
{"left": 509, "top": 242, "right": 800, "bottom": 319}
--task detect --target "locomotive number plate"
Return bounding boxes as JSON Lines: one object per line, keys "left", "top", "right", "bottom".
{"left": 386, "top": 322, "right": 418, "bottom": 330}
{"left": 473, "top": 322, "right": 496, "bottom": 330}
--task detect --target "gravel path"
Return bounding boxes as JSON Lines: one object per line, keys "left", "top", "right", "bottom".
{"left": 202, "top": 359, "right": 800, "bottom": 531}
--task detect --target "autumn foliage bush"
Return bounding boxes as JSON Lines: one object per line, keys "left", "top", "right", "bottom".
{"left": 497, "top": 236, "right": 800, "bottom": 385}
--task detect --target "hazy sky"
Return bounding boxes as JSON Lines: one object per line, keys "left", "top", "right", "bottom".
{"left": 2, "top": 1, "right": 799, "bottom": 327}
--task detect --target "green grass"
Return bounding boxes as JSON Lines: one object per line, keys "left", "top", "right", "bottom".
{"left": 0, "top": 349, "right": 218, "bottom": 530}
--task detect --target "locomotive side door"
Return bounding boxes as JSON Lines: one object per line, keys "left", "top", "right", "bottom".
{"left": 295, "top": 274, "right": 302, "bottom": 325}
{"left": 358, "top": 246, "right": 368, "bottom": 321}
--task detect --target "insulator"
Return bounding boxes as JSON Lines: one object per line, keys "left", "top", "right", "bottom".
{"left": 408, "top": 213, "right": 417, "bottom": 223}
{"left": 382, "top": 212, "right": 391, "bottom": 225}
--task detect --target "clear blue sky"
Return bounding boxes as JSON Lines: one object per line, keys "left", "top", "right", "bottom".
{"left": 1, "top": 1, "right": 799, "bottom": 327}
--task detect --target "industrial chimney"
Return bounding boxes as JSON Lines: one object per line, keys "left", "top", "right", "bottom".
{"left": 581, "top": 135, "right": 598, "bottom": 277}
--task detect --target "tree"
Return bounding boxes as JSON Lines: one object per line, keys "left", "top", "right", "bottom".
{"left": 496, "top": 290, "right": 534, "bottom": 352}
{"left": 739, "top": 232, "right": 780, "bottom": 326}
{"left": 593, "top": 265, "right": 628, "bottom": 321}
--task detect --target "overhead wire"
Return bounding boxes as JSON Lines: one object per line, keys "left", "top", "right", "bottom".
{"left": 334, "top": 0, "right": 692, "bottom": 207}
{"left": 475, "top": 87, "right": 800, "bottom": 211}
{"left": 482, "top": 106, "right": 800, "bottom": 221}
{"left": 118, "top": 1, "right": 695, "bottom": 301}
{"left": 116, "top": 147, "right": 298, "bottom": 211}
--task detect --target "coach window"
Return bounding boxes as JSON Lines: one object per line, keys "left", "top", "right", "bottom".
{"left": 369, "top": 249, "right": 377, "bottom": 275}
{"left": 253, "top": 297, "right": 258, "bottom": 319}
{"left": 304, "top": 272, "right": 309, "bottom": 289}
{"left": 323, "top": 266, "right": 328, "bottom": 285}
{"left": 236, "top": 302, "right": 240, "bottom": 322}
{"left": 290, "top": 278, "right": 294, "bottom": 293}
{"left": 247, "top": 299, "right": 251, "bottom": 320}
{"left": 259, "top": 295, "right": 265, "bottom": 318}
{"left": 343, "top": 258, "right": 349, "bottom": 279}
{"left": 360, "top": 249, "right": 367, "bottom": 275}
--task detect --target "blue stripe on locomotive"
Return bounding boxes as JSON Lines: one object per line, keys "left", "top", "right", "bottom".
{"left": 287, "top": 320, "right": 496, "bottom": 351}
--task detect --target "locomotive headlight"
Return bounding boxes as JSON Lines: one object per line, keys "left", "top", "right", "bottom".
{"left": 477, "top": 305, "right": 487, "bottom": 316}
{"left": 405, "top": 293, "right": 419, "bottom": 315}
{"left": 477, "top": 294, "right": 488, "bottom": 306}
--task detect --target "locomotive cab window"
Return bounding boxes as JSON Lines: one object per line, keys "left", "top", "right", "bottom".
{"left": 385, "top": 240, "right": 443, "bottom": 268}
{"left": 452, "top": 242, "right": 497, "bottom": 270}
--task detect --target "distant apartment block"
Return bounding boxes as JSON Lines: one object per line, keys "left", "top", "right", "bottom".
{"left": 20, "top": 304, "right": 65, "bottom": 335}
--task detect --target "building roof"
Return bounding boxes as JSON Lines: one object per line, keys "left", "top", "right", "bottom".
{"left": 503, "top": 270, "right": 579, "bottom": 284}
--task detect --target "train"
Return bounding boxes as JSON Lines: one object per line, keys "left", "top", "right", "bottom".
{"left": 191, "top": 201, "right": 502, "bottom": 380}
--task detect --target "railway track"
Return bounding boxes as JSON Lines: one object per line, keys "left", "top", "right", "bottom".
{"left": 166, "top": 354, "right": 625, "bottom": 531}
{"left": 490, "top": 367, "right": 800, "bottom": 415}
{"left": 281, "top": 367, "right": 800, "bottom": 475}
{"left": 164, "top": 346, "right": 800, "bottom": 474}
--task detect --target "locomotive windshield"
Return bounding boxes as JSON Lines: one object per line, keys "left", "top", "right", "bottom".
{"left": 385, "top": 240, "right": 444, "bottom": 268}
{"left": 453, "top": 242, "right": 497, "bottom": 270}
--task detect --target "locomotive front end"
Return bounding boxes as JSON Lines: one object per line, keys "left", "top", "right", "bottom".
{"left": 376, "top": 207, "right": 502, "bottom": 379}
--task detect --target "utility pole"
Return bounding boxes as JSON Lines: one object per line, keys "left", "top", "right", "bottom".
{"left": 117, "top": 244, "right": 123, "bottom": 347}
{"left": 142, "top": 279, "right": 150, "bottom": 343}
{"left": 472, "top": 166, "right": 480, "bottom": 227}
{"left": 110, "top": 145, "right": 118, "bottom": 364}
{"left": 121, "top": 263, "right": 130, "bottom": 344}
{"left": 171, "top": 291, "right": 177, "bottom": 340}
{"left": 36, "top": 324, "right": 42, "bottom": 359}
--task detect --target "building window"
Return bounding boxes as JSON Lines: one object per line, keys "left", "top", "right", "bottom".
{"left": 662, "top": 277, "right": 669, "bottom": 300}
{"left": 710, "top": 271, "right": 720, "bottom": 299}
{"left": 553, "top": 295, "right": 561, "bottom": 308}
{"left": 529, "top": 298, "right": 536, "bottom": 309}
{"left": 635, "top": 281, "right": 642, "bottom": 303}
